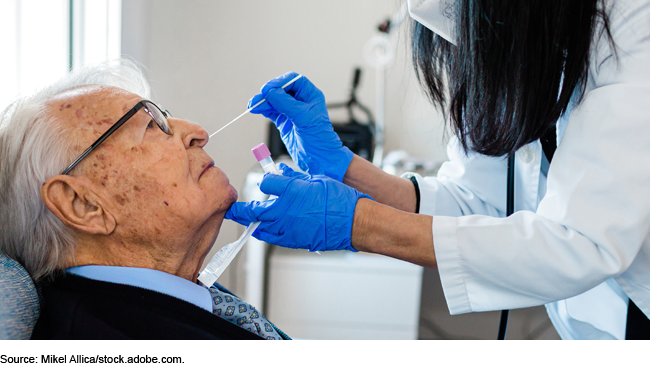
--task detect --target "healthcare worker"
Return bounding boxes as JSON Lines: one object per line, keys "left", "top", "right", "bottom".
{"left": 227, "top": 0, "right": 650, "bottom": 339}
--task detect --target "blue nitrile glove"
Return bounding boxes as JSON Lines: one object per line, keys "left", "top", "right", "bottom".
{"left": 225, "top": 163, "right": 372, "bottom": 252}
{"left": 248, "top": 72, "right": 354, "bottom": 182}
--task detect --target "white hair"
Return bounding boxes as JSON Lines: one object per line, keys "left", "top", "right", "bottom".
{"left": 0, "top": 59, "right": 150, "bottom": 282}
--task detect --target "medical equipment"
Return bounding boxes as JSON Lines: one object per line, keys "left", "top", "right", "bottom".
{"left": 209, "top": 75, "right": 303, "bottom": 138}
{"left": 268, "top": 68, "right": 375, "bottom": 161}
{"left": 326, "top": 69, "right": 374, "bottom": 161}
{"left": 198, "top": 144, "right": 282, "bottom": 288}
{"left": 252, "top": 143, "right": 282, "bottom": 177}
{"left": 363, "top": 3, "right": 408, "bottom": 167}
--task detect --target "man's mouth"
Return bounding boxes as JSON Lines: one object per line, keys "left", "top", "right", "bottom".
{"left": 199, "top": 160, "right": 215, "bottom": 179}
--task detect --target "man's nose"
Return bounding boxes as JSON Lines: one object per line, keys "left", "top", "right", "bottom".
{"left": 171, "top": 118, "right": 209, "bottom": 148}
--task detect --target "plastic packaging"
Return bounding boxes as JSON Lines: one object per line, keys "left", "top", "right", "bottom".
{"left": 198, "top": 221, "right": 261, "bottom": 288}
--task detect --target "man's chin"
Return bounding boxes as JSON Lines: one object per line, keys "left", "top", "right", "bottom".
{"left": 227, "top": 184, "right": 239, "bottom": 205}
{"left": 207, "top": 183, "right": 238, "bottom": 211}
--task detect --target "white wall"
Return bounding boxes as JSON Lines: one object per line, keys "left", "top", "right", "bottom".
{"left": 121, "top": 0, "right": 558, "bottom": 339}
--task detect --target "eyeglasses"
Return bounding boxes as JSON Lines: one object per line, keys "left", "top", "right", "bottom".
{"left": 60, "top": 100, "right": 173, "bottom": 175}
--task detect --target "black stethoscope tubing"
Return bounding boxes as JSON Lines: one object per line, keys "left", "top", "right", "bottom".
{"left": 497, "top": 154, "right": 516, "bottom": 339}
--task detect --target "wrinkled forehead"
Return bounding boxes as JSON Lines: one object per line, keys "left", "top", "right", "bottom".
{"left": 48, "top": 85, "right": 139, "bottom": 112}
{"left": 47, "top": 85, "right": 143, "bottom": 144}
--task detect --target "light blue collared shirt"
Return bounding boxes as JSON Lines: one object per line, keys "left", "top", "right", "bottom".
{"left": 66, "top": 265, "right": 213, "bottom": 313}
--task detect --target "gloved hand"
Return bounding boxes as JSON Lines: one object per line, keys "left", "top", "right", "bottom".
{"left": 225, "top": 164, "right": 372, "bottom": 252}
{"left": 248, "top": 72, "right": 354, "bottom": 182}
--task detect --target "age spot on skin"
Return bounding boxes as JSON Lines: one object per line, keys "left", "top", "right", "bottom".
{"left": 115, "top": 194, "right": 127, "bottom": 206}
{"left": 133, "top": 186, "right": 141, "bottom": 192}
{"left": 172, "top": 183, "right": 177, "bottom": 188}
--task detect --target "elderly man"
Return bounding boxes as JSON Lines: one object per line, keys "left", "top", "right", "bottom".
{"left": 0, "top": 61, "right": 288, "bottom": 340}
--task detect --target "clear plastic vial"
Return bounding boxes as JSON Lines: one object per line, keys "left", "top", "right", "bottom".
{"left": 251, "top": 143, "right": 280, "bottom": 172}
{"left": 252, "top": 143, "right": 280, "bottom": 198}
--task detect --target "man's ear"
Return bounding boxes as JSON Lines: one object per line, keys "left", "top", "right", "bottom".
{"left": 41, "top": 175, "right": 116, "bottom": 235}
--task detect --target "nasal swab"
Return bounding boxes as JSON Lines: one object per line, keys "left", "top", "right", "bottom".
{"left": 209, "top": 74, "right": 303, "bottom": 138}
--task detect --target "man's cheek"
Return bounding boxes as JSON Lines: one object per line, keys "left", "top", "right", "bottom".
{"left": 111, "top": 179, "right": 168, "bottom": 223}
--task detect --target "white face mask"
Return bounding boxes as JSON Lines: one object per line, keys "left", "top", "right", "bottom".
{"left": 407, "top": 0, "right": 457, "bottom": 45}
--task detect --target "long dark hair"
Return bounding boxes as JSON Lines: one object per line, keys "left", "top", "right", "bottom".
{"left": 412, "top": 0, "right": 614, "bottom": 156}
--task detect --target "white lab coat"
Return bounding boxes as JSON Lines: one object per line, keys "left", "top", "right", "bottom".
{"left": 409, "top": 0, "right": 650, "bottom": 339}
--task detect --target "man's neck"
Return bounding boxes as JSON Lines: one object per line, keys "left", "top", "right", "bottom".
{"left": 71, "top": 237, "right": 205, "bottom": 282}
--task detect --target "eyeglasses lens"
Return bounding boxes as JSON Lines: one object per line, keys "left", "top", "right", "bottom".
{"left": 143, "top": 101, "right": 172, "bottom": 135}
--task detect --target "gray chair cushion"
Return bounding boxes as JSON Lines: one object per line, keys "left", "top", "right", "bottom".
{"left": 0, "top": 255, "right": 40, "bottom": 339}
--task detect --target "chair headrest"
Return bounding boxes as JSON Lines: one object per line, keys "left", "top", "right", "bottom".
{"left": 0, "top": 255, "right": 40, "bottom": 340}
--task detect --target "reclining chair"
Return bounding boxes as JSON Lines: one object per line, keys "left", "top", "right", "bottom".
{"left": 0, "top": 255, "right": 40, "bottom": 339}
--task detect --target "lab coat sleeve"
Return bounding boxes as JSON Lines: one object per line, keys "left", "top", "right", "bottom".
{"left": 433, "top": 0, "right": 650, "bottom": 314}
{"left": 414, "top": 136, "right": 509, "bottom": 219}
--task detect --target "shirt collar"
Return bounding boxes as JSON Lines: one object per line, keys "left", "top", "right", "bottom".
{"left": 66, "top": 265, "right": 213, "bottom": 313}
